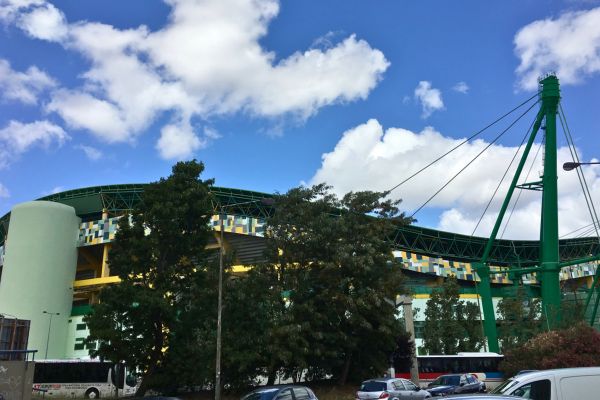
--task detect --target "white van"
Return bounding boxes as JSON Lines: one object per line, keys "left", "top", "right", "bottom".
{"left": 491, "top": 367, "right": 600, "bottom": 399}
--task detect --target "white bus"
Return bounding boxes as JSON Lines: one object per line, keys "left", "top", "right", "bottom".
{"left": 32, "top": 360, "right": 137, "bottom": 398}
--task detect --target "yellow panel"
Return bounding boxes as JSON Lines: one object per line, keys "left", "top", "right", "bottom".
{"left": 73, "top": 276, "right": 121, "bottom": 288}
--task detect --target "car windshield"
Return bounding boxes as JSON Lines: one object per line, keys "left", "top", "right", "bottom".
{"left": 360, "top": 381, "right": 387, "bottom": 392}
{"left": 431, "top": 376, "right": 460, "bottom": 386}
{"left": 242, "top": 389, "right": 279, "bottom": 400}
{"left": 490, "top": 379, "right": 518, "bottom": 394}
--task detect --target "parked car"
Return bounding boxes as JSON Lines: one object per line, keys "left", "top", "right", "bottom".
{"left": 426, "top": 373, "right": 483, "bottom": 396}
{"left": 514, "top": 370, "right": 538, "bottom": 376}
{"left": 357, "top": 378, "right": 431, "bottom": 400}
{"left": 491, "top": 367, "right": 600, "bottom": 399}
{"left": 433, "top": 396, "right": 519, "bottom": 399}
{"left": 241, "top": 385, "right": 318, "bottom": 400}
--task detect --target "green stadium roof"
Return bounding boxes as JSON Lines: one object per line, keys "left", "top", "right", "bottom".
{"left": 1, "top": 184, "right": 598, "bottom": 266}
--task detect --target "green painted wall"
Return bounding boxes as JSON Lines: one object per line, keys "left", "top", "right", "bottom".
{"left": 0, "top": 201, "right": 79, "bottom": 359}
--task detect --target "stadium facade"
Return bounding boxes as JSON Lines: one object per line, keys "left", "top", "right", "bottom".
{"left": 0, "top": 184, "right": 598, "bottom": 359}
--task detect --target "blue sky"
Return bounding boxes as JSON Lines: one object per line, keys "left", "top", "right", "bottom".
{"left": 1, "top": 0, "right": 600, "bottom": 239}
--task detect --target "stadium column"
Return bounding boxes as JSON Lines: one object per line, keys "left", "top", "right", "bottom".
{"left": 539, "top": 75, "right": 561, "bottom": 327}
{"left": 474, "top": 262, "right": 499, "bottom": 353}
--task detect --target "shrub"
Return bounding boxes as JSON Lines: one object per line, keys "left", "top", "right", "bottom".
{"left": 500, "top": 323, "right": 600, "bottom": 378}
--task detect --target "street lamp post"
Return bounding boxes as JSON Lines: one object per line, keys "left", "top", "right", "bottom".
{"left": 42, "top": 310, "right": 60, "bottom": 359}
{"left": 215, "top": 215, "right": 224, "bottom": 400}
{"left": 563, "top": 161, "right": 600, "bottom": 171}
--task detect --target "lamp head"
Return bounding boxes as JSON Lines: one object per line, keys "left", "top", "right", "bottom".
{"left": 563, "top": 162, "right": 580, "bottom": 171}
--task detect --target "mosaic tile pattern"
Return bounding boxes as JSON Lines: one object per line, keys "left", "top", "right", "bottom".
{"left": 78, "top": 217, "right": 119, "bottom": 246}
{"left": 210, "top": 214, "right": 265, "bottom": 236}
{"left": 76, "top": 215, "right": 597, "bottom": 285}
{"left": 393, "top": 250, "right": 596, "bottom": 284}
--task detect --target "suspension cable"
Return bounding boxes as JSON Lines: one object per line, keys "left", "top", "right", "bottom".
{"left": 561, "top": 222, "right": 598, "bottom": 239}
{"left": 471, "top": 114, "right": 536, "bottom": 236}
{"left": 500, "top": 133, "right": 543, "bottom": 239}
{"left": 410, "top": 100, "right": 540, "bottom": 218}
{"left": 387, "top": 92, "right": 541, "bottom": 193}
{"left": 559, "top": 104, "right": 600, "bottom": 242}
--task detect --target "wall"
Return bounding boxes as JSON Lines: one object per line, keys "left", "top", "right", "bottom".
{"left": 0, "top": 201, "right": 80, "bottom": 360}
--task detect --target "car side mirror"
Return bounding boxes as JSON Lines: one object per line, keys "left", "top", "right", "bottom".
{"left": 460, "top": 382, "right": 465, "bottom": 387}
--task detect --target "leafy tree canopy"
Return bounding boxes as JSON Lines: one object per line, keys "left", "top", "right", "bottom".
{"left": 256, "top": 184, "right": 414, "bottom": 384}
{"left": 85, "top": 160, "right": 215, "bottom": 394}
{"left": 422, "top": 277, "right": 484, "bottom": 354}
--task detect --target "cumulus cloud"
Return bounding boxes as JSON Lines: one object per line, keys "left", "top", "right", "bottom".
{"left": 75, "top": 144, "right": 102, "bottom": 161}
{"left": 17, "top": 1, "right": 67, "bottom": 41}
{"left": 414, "top": 81, "right": 444, "bottom": 118}
{"left": 0, "top": 58, "right": 56, "bottom": 104}
{"left": 453, "top": 81, "right": 469, "bottom": 94}
{"left": 515, "top": 7, "right": 600, "bottom": 90}
{"left": 3, "top": 0, "right": 389, "bottom": 159}
{"left": 0, "top": 120, "right": 68, "bottom": 168}
{"left": 156, "top": 119, "right": 205, "bottom": 160}
{"left": 310, "top": 119, "right": 600, "bottom": 239}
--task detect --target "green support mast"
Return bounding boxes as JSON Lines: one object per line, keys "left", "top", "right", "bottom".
{"left": 539, "top": 76, "right": 562, "bottom": 326}
{"left": 475, "top": 75, "right": 561, "bottom": 353}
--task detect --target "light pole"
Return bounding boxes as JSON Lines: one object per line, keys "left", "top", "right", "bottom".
{"left": 42, "top": 310, "right": 60, "bottom": 359}
{"left": 215, "top": 214, "right": 225, "bottom": 400}
{"left": 563, "top": 161, "right": 600, "bottom": 171}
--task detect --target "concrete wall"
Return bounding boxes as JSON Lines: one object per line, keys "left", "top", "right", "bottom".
{"left": 0, "top": 360, "right": 34, "bottom": 400}
{"left": 0, "top": 201, "right": 80, "bottom": 359}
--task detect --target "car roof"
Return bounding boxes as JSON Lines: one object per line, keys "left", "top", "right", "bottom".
{"left": 252, "top": 385, "right": 312, "bottom": 393}
{"left": 444, "top": 396, "right": 519, "bottom": 399}
{"left": 362, "top": 378, "right": 395, "bottom": 383}
{"left": 510, "top": 367, "right": 600, "bottom": 382}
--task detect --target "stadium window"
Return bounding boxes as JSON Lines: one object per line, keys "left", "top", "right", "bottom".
{"left": 74, "top": 343, "right": 85, "bottom": 351}
{"left": 76, "top": 323, "right": 87, "bottom": 331}
{"left": 85, "top": 341, "right": 97, "bottom": 350}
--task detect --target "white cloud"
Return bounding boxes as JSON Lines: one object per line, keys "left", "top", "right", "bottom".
{"left": 414, "top": 81, "right": 444, "bottom": 118}
{"left": 75, "top": 144, "right": 102, "bottom": 161}
{"left": 3, "top": 0, "right": 389, "bottom": 160}
{"left": 0, "top": 120, "right": 69, "bottom": 168}
{"left": 17, "top": 2, "right": 67, "bottom": 41}
{"left": 46, "top": 90, "right": 130, "bottom": 142}
{"left": 0, "top": 58, "right": 56, "bottom": 104}
{"left": 310, "top": 119, "right": 600, "bottom": 240}
{"left": 515, "top": 7, "right": 600, "bottom": 90}
{"left": 156, "top": 119, "right": 205, "bottom": 160}
{"left": 453, "top": 81, "right": 469, "bottom": 94}
{"left": 0, "top": 183, "right": 9, "bottom": 198}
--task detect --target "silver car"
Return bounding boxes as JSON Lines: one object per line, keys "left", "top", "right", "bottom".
{"left": 357, "top": 378, "right": 431, "bottom": 400}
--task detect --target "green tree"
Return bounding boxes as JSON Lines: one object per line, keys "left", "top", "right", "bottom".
{"left": 85, "top": 160, "right": 215, "bottom": 395}
{"left": 260, "top": 184, "right": 413, "bottom": 384}
{"left": 496, "top": 285, "right": 543, "bottom": 351}
{"left": 422, "top": 278, "right": 484, "bottom": 354}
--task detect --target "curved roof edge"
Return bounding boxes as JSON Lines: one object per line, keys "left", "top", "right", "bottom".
{"left": 1, "top": 184, "right": 598, "bottom": 265}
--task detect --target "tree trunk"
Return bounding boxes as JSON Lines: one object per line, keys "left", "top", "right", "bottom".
{"left": 267, "top": 368, "right": 276, "bottom": 386}
{"left": 338, "top": 352, "right": 352, "bottom": 386}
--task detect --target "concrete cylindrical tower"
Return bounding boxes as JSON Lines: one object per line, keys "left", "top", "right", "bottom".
{"left": 0, "top": 201, "right": 80, "bottom": 359}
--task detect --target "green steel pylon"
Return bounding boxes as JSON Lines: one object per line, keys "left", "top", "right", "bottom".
{"left": 539, "top": 76, "right": 562, "bottom": 326}
{"left": 475, "top": 75, "right": 561, "bottom": 353}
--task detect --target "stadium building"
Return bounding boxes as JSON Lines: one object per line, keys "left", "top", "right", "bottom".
{"left": 0, "top": 184, "right": 598, "bottom": 359}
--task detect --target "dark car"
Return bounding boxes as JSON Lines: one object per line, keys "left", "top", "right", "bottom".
{"left": 241, "top": 385, "right": 318, "bottom": 400}
{"left": 426, "top": 374, "right": 482, "bottom": 397}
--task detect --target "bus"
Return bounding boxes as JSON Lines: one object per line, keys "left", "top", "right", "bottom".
{"left": 32, "top": 360, "right": 137, "bottom": 398}
{"left": 395, "top": 352, "right": 504, "bottom": 390}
